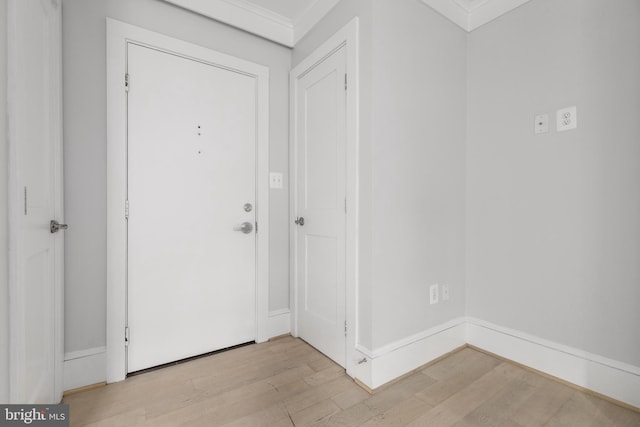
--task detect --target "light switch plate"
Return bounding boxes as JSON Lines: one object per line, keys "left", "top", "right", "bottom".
{"left": 557, "top": 106, "right": 577, "bottom": 132}
{"left": 269, "top": 172, "right": 283, "bottom": 189}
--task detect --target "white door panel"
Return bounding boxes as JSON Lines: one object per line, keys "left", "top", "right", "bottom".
{"left": 8, "top": 0, "right": 64, "bottom": 403}
{"left": 127, "top": 44, "right": 256, "bottom": 373}
{"left": 295, "top": 46, "right": 347, "bottom": 367}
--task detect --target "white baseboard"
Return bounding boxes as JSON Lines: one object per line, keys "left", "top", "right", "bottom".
{"left": 266, "top": 309, "right": 291, "bottom": 339}
{"left": 61, "top": 318, "right": 640, "bottom": 410}
{"left": 62, "top": 309, "right": 290, "bottom": 392}
{"left": 63, "top": 347, "right": 106, "bottom": 391}
{"left": 466, "top": 318, "right": 640, "bottom": 409}
{"left": 355, "top": 318, "right": 467, "bottom": 389}
{"left": 351, "top": 317, "right": 639, "bottom": 409}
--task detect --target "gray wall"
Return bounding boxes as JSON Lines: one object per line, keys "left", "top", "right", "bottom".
{"left": 466, "top": 0, "right": 640, "bottom": 366}
{"left": 62, "top": 0, "right": 291, "bottom": 354}
{"left": 371, "top": 0, "right": 467, "bottom": 349}
{"left": 293, "top": 0, "right": 375, "bottom": 350}
{"left": 0, "top": 0, "right": 9, "bottom": 404}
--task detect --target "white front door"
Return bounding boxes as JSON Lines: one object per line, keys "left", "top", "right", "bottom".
{"left": 126, "top": 43, "right": 257, "bottom": 373}
{"left": 7, "top": 0, "right": 64, "bottom": 403}
{"left": 293, "top": 46, "right": 347, "bottom": 367}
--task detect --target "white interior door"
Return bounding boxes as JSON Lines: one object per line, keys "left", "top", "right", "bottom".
{"left": 127, "top": 44, "right": 257, "bottom": 373}
{"left": 7, "top": 0, "right": 64, "bottom": 403}
{"left": 294, "top": 46, "right": 347, "bottom": 367}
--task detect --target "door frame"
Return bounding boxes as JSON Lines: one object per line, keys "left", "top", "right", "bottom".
{"left": 290, "top": 18, "right": 359, "bottom": 378}
{"left": 106, "top": 19, "right": 270, "bottom": 383}
{"left": 7, "top": 0, "right": 65, "bottom": 403}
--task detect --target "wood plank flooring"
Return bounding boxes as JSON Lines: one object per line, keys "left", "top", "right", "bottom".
{"left": 63, "top": 337, "right": 640, "bottom": 426}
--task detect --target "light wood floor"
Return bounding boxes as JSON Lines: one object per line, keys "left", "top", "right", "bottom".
{"left": 63, "top": 337, "right": 640, "bottom": 426}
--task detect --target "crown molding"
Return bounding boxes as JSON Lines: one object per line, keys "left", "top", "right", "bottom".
{"left": 293, "top": 0, "right": 342, "bottom": 45}
{"left": 421, "top": 0, "right": 470, "bottom": 30}
{"left": 163, "top": 0, "right": 341, "bottom": 48}
{"left": 163, "top": 0, "right": 295, "bottom": 47}
{"left": 453, "top": 0, "right": 490, "bottom": 13}
{"left": 421, "top": 0, "right": 533, "bottom": 31}
{"left": 467, "top": 0, "right": 532, "bottom": 30}
{"left": 163, "top": 0, "right": 533, "bottom": 47}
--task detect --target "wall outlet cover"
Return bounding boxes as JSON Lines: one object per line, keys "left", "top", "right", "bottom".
{"left": 534, "top": 113, "right": 549, "bottom": 135}
{"left": 557, "top": 106, "right": 577, "bottom": 132}
{"left": 429, "top": 284, "right": 439, "bottom": 305}
{"left": 442, "top": 285, "right": 450, "bottom": 301}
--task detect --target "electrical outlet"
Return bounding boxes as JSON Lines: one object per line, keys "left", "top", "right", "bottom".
{"left": 556, "top": 106, "right": 577, "bottom": 132}
{"left": 269, "top": 172, "right": 283, "bottom": 189}
{"left": 429, "top": 284, "right": 439, "bottom": 305}
{"left": 442, "top": 285, "right": 450, "bottom": 301}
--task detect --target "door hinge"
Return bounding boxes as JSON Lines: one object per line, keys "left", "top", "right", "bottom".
{"left": 344, "top": 321, "right": 347, "bottom": 337}
{"left": 125, "top": 327, "right": 130, "bottom": 346}
{"left": 24, "top": 187, "right": 28, "bottom": 215}
{"left": 255, "top": 221, "right": 258, "bottom": 234}
{"left": 344, "top": 198, "right": 347, "bottom": 214}
{"left": 125, "top": 199, "right": 129, "bottom": 220}
{"left": 125, "top": 73, "right": 130, "bottom": 92}
{"left": 344, "top": 73, "right": 347, "bottom": 91}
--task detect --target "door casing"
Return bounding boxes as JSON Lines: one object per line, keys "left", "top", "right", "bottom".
{"left": 290, "top": 18, "right": 360, "bottom": 379}
{"left": 106, "top": 19, "right": 270, "bottom": 383}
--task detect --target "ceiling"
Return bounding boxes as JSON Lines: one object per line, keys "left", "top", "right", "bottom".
{"left": 164, "top": 0, "right": 533, "bottom": 47}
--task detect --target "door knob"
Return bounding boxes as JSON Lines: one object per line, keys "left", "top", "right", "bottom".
{"left": 50, "top": 220, "right": 68, "bottom": 234}
{"left": 234, "top": 222, "right": 254, "bottom": 234}
{"left": 294, "top": 217, "right": 305, "bottom": 226}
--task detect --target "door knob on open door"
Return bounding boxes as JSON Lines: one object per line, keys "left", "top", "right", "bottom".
{"left": 50, "top": 220, "right": 68, "bottom": 234}
{"left": 294, "top": 217, "right": 305, "bottom": 226}
{"left": 234, "top": 222, "right": 254, "bottom": 234}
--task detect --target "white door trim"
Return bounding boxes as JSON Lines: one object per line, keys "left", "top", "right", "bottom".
{"left": 106, "top": 19, "right": 270, "bottom": 383}
{"left": 7, "top": 0, "right": 65, "bottom": 403}
{"left": 290, "top": 18, "right": 359, "bottom": 379}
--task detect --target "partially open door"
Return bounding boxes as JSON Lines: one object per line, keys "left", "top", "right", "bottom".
{"left": 8, "top": 0, "right": 65, "bottom": 403}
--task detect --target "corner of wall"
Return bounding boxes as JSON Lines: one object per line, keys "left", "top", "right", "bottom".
{"left": 462, "top": 10, "right": 471, "bottom": 321}
{"left": 353, "top": 316, "right": 640, "bottom": 409}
